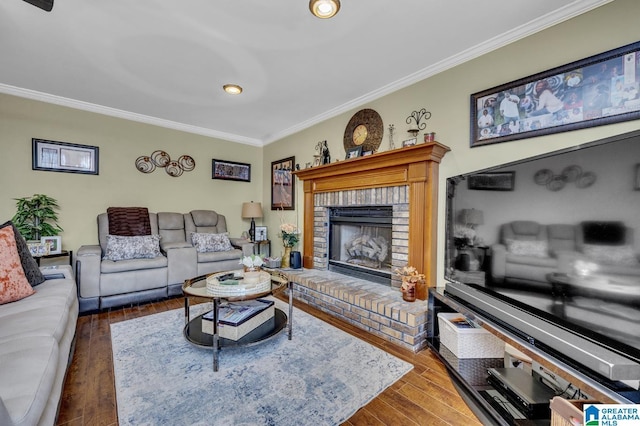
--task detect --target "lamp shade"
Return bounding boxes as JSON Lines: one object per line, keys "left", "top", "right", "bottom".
{"left": 460, "top": 208, "right": 484, "bottom": 226}
{"left": 242, "top": 202, "right": 263, "bottom": 219}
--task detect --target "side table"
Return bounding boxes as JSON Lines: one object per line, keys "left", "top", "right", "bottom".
{"left": 35, "top": 250, "right": 73, "bottom": 266}
{"left": 253, "top": 240, "right": 270, "bottom": 257}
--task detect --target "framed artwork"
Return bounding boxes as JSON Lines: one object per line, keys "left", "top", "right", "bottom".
{"left": 468, "top": 171, "right": 515, "bottom": 191}
{"left": 271, "top": 156, "right": 295, "bottom": 210}
{"left": 402, "top": 138, "right": 417, "bottom": 147}
{"left": 28, "top": 241, "right": 49, "bottom": 257}
{"left": 212, "top": 159, "right": 251, "bottom": 182}
{"left": 361, "top": 150, "right": 374, "bottom": 156}
{"left": 471, "top": 41, "right": 640, "bottom": 147}
{"left": 345, "top": 146, "right": 362, "bottom": 159}
{"left": 32, "top": 139, "right": 99, "bottom": 175}
{"left": 41, "top": 236, "right": 62, "bottom": 254}
{"left": 255, "top": 226, "right": 268, "bottom": 241}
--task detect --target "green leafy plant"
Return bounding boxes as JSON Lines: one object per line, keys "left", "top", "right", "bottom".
{"left": 12, "top": 194, "right": 63, "bottom": 241}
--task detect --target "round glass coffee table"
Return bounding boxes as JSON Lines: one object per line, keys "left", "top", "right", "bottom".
{"left": 182, "top": 269, "right": 293, "bottom": 371}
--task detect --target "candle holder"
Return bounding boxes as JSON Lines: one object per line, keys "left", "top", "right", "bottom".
{"left": 406, "top": 108, "right": 431, "bottom": 138}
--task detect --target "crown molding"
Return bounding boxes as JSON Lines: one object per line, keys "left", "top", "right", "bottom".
{"left": 0, "top": 84, "right": 263, "bottom": 147}
{"left": 263, "top": 0, "right": 612, "bottom": 145}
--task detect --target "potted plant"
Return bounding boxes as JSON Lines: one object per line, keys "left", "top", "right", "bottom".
{"left": 12, "top": 193, "right": 63, "bottom": 241}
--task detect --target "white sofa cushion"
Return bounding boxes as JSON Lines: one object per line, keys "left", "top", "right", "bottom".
{"left": 0, "top": 280, "right": 76, "bottom": 343}
{"left": 0, "top": 336, "right": 58, "bottom": 426}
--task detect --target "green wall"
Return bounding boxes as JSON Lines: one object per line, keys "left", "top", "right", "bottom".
{"left": 0, "top": 96, "right": 263, "bottom": 251}
{"left": 1, "top": 0, "right": 639, "bottom": 279}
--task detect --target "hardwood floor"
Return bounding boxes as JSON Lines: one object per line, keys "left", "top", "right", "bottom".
{"left": 55, "top": 296, "right": 482, "bottom": 426}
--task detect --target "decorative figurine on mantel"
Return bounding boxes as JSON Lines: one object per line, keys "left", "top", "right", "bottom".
{"left": 315, "top": 140, "right": 331, "bottom": 165}
{"left": 388, "top": 124, "right": 395, "bottom": 150}
{"left": 321, "top": 140, "right": 330, "bottom": 164}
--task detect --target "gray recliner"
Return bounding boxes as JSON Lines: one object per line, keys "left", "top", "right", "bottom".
{"left": 76, "top": 212, "right": 169, "bottom": 312}
{"left": 184, "top": 210, "right": 254, "bottom": 275}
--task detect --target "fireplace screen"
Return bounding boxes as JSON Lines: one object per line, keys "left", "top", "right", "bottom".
{"left": 328, "top": 207, "right": 392, "bottom": 285}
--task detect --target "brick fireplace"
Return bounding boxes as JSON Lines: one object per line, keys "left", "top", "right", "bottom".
{"left": 295, "top": 142, "right": 449, "bottom": 290}
{"left": 287, "top": 142, "right": 449, "bottom": 351}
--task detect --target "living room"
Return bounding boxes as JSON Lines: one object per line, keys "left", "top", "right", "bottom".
{"left": 1, "top": 0, "right": 640, "bottom": 425}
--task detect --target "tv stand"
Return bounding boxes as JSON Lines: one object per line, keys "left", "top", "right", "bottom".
{"left": 427, "top": 286, "right": 629, "bottom": 425}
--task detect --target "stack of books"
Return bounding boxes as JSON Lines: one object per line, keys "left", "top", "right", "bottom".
{"left": 201, "top": 299, "right": 275, "bottom": 340}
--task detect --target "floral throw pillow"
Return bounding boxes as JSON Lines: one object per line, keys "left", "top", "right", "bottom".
{"left": 505, "top": 239, "right": 549, "bottom": 258}
{"left": 191, "top": 232, "right": 233, "bottom": 253}
{"left": 0, "top": 225, "right": 36, "bottom": 304}
{"left": 0, "top": 220, "right": 45, "bottom": 287}
{"left": 582, "top": 244, "right": 639, "bottom": 266}
{"left": 103, "top": 234, "right": 161, "bottom": 261}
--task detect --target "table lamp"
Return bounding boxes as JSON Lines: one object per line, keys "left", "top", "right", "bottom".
{"left": 241, "top": 201, "right": 263, "bottom": 241}
{"left": 460, "top": 208, "right": 484, "bottom": 229}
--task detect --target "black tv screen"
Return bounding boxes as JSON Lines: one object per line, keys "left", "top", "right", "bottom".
{"left": 444, "top": 129, "right": 640, "bottom": 397}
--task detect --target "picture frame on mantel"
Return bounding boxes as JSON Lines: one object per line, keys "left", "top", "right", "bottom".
{"left": 271, "top": 156, "right": 295, "bottom": 210}
{"left": 345, "top": 146, "right": 362, "bottom": 159}
{"left": 470, "top": 40, "right": 640, "bottom": 148}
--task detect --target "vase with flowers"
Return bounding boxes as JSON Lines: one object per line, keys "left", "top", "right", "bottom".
{"left": 395, "top": 266, "right": 426, "bottom": 302}
{"left": 453, "top": 224, "right": 479, "bottom": 271}
{"left": 279, "top": 222, "right": 299, "bottom": 268}
{"left": 240, "top": 254, "right": 264, "bottom": 272}
{"left": 240, "top": 254, "right": 264, "bottom": 282}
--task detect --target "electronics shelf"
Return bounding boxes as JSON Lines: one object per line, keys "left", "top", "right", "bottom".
{"left": 427, "top": 286, "right": 627, "bottom": 426}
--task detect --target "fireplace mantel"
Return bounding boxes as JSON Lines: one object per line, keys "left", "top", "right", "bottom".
{"left": 293, "top": 142, "right": 450, "bottom": 292}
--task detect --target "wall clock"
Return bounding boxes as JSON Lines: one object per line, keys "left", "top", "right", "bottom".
{"left": 343, "top": 109, "right": 383, "bottom": 154}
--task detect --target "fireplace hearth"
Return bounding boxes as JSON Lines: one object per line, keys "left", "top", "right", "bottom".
{"left": 328, "top": 206, "right": 393, "bottom": 285}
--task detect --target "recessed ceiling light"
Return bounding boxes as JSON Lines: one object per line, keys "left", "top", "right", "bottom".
{"left": 309, "top": 0, "right": 340, "bottom": 19}
{"left": 223, "top": 84, "right": 243, "bottom": 95}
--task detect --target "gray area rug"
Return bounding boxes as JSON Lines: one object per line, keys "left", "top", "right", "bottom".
{"left": 111, "top": 298, "right": 412, "bottom": 426}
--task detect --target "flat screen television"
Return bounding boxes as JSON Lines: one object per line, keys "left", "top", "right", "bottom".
{"left": 444, "top": 129, "right": 640, "bottom": 403}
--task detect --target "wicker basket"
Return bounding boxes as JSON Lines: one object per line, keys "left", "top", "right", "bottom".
{"left": 264, "top": 258, "right": 282, "bottom": 268}
{"left": 438, "top": 312, "right": 505, "bottom": 359}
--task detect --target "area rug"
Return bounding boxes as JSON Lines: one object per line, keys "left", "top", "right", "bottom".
{"left": 111, "top": 298, "right": 412, "bottom": 426}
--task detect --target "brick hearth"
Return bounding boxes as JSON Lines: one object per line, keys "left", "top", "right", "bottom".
{"left": 279, "top": 268, "right": 429, "bottom": 352}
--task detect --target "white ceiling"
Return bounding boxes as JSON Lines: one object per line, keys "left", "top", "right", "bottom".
{"left": 0, "top": 0, "right": 611, "bottom": 146}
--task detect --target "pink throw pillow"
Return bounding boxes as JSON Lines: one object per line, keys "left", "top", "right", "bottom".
{"left": 0, "top": 225, "right": 35, "bottom": 304}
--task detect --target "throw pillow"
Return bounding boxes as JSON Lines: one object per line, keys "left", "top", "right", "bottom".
{"left": 505, "top": 239, "right": 549, "bottom": 258}
{"left": 0, "top": 225, "right": 36, "bottom": 304}
{"left": 107, "top": 207, "right": 152, "bottom": 236}
{"left": 0, "top": 220, "right": 45, "bottom": 287}
{"left": 191, "top": 232, "right": 233, "bottom": 253}
{"left": 103, "top": 234, "right": 161, "bottom": 261}
{"left": 582, "top": 244, "right": 639, "bottom": 266}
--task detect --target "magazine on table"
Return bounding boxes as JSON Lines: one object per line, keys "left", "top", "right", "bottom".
{"left": 202, "top": 299, "right": 274, "bottom": 326}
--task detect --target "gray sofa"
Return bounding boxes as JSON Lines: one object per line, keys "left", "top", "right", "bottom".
{"left": 0, "top": 265, "right": 78, "bottom": 426}
{"left": 490, "top": 220, "right": 640, "bottom": 286}
{"left": 76, "top": 209, "right": 253, "bottom": 312}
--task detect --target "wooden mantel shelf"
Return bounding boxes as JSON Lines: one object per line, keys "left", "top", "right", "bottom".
{"left": 293, "top": 142, "right": 450, "bottom": 290}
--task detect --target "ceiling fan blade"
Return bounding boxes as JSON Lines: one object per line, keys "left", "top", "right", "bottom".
{"left": 22, "top": 0, "right": 54, "bottom": 12}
